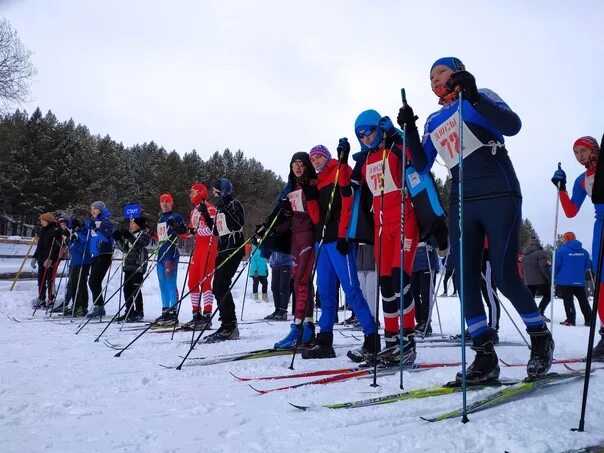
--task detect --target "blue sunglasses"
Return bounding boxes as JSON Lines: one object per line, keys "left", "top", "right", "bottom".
{"left": 356, "top": 127, "right": 376, "bottom": 139}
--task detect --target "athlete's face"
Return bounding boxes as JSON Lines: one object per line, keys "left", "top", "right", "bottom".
{"left": 310, "top": 153, "right": 328, "bottom": 171}
{"left": 40, "top": 219, "right": 48, "bottom": 227}
{"left": 189, "top": 188, "right": 199, "bottom": 203}
{"left": 573, "top": 145, "right": 598, "bottom": 169}
{"left": 160, "top": 200, "right": 172, "bottom": 213}
{"left": 430, "top": 65, "right": 454, "bottom": 96}
{"left": 90, "top": 208, "right": 100, "bottom": 218}
{"left": 292, "top": 160, "right": 306, "bottom": 178}
{"left": 129, "top": 219, "right": 140, "bottom": 233}
{"left": 359, "top": 130, "right": 377, "bottom": 147}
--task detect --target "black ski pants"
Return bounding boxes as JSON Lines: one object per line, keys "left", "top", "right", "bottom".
{"left": 88, "top": 254, "right": 112, "bottom": 307}
{"left": 213, "top": 250, "right": 244, "bottom": 326}
{"left": 559, "top": 285, "right": 592, "bottom": 325}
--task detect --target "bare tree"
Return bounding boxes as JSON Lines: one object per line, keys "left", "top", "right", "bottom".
{"left": 0, "top": 19, "right": 36, "bottom": 109}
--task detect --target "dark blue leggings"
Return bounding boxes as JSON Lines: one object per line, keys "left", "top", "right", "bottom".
{"left": 449, "top": 195, "right": 544, "bottom": 341}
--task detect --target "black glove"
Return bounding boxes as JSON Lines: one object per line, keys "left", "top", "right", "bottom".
{"left": 197, "top": 202, "right": 209, "bottom": 216}
{"left": 278, "top": 197, "right": 292, "bottom": 213}
{"left": 396, "top": 104, "right": 418, "bottom": 128}
{"left": 120, "top": 228, "right": 133, "bottom": 240}
{"left": 302, "top": 184, "right": 319, "bottom": 201}
{"left": 336, "top": 238, "right": 350, "bottom": 255}
{"left": 337, "top": 138, "right": 350, "bottom": 164}
{"left": 214, "top": 196, "right": 225, "bottom": 209}
{"left": 112, "top": 230, "right": 123, "bottom": 241}
{"left": 551, "top": 168, "right": 567, "bottom": 191}
{"left": 172, "top": 222, "right": 188, "bottom": 234}
{"left": 166, "top": 218, "right": 175, "bottom": 227}
{"left": 255, "top": 223, "right": 268, "bottom": 237}
{"left": 446, "top": 70, "right": 480, "bottom": 104}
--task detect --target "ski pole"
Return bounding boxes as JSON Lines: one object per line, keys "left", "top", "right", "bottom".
{"left": 422, "top": 243, "right": 443, "bottom": 337}
{"left": 240, "top": 256, "right": 252, "bottom": 321}
{"left": 572, "top": 217, "right": 604, "bottom": 432}
{"left": 398, "top": 88, "right": 409, "bottom": 390}
{"left": 48, "top": 258, "right": 70, "bottom": 317}
{"left": 549, "top": 162, "right": 562, "bottom": 335}
{"left": 427, "top": 251, "right": 449, "bottom": 338}
{"left": 456, "top": 90, "right": 469, "bottom": 424}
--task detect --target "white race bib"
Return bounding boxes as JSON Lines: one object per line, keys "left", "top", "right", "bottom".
{"left": 366, "top": 159, "right": 397, "bottom": 196}
{"left": 430, "top": 111, "right": 484, "bottom": 169}
{"left": 157, "top": 221, "right": 168, "bottom": 242}
{"left": 216, "top": 213, "right": 232, "bottom": 236}
{"left": 586, "top": 173, "right": 594, "bottom": 197}
{"left": 287, "top": 189, "right": 305, "bottom": 212}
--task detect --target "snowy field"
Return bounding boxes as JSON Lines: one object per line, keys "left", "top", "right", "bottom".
{"left": 1, "top": 247, "right": 604, "bottom": 453}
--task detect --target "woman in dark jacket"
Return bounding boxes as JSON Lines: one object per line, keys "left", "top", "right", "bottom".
{"left": 31, "top": 212, "right": 62, "bottom": 308}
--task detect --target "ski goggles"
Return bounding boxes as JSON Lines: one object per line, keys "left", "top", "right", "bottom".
{"left": 356, "top": 127, "right": 376, "bottom": 139}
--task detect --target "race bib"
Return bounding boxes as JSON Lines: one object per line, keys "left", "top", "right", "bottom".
{"left": 216, "top": 213, "right": 232, "bottom": 236}
{"left": 157, "top": 221, "right": 168, "bottom": 242}
{"left": 365, "top": 160, "right": 397, "bottom": 196}
{"left": 287, "top": 189, "right": 305, "bottom": 212}
{"left": 586, "top": 173, "right": 594, "bottom": 197}
{"left": 430, "top": 111, "right": 484, "bottom": 169}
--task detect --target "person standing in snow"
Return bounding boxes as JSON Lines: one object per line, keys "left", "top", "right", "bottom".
{"left": 522, "top": 236, "right": 552, "bottom": 320}
{"left": 182, "top": 183, "right": 217, "bottom": 331}
{"left": 86, "top": 201, "right": 115, "bottom": 319}
{"left": 249, "top": 239, "right": 269, "bottom": 302}
{"left": 300, "top": 145, "right": 378, "bottom": 360}
{"left": 31, "top": 212, "right": 62, "bottom": 308}
{"left": 259, "top": 152, "right": 320, "bottom": 349}
{"left": 113, "top": 217, "right": 150, "bottom": 322}
{"left": 266, "top": 250, "right": 293, "bottom": 320}
{"left": 554, "top": 232, "right": 593, "bottom": 327}
{"left": 422, "top": 56, "right": 554, "bottom": 382}
{"left": 154, "top": 193, "right": 187, "bottom": 327}
{"left": 551, "top": 136, "right": 604, "bottom": 359}
{"left": 65, "top": 218, "right": 91, "bottom": 317}
{"left": 204, "top": 178, "right": 246, "bottom": 343}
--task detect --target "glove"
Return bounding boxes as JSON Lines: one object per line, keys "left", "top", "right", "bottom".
{"left": 166, "top": 218, "right": 175, "bottom": 227}
{"left": 337, "top": 138, "right": 350, "bottom": 164}
{"left": 172, "top": 223, "right": 188, "bottom": 234}
{"left": 396, "top": 104, "right": 418, "bottom": 128}
{"left": 378, "top": 116, "right": 396, "bottom": 137}
{"left": 112, "top": 230, "right": 123, "bottom": 241}
{"left": 551, "top": 168, "right": 567, "bottom": 191}
{"left": 446, "top": 70, "right": 480, "bottom": 104}
{"left": 255, "top": 223, "right": 268, "bottom": 237}
{"left": 43, "top": 258, "right": 52, "bottom": 269}
{"left": 302, "top": 184, "right": 319, "bottom": 201}
{"left": 120, "top": 228, "right": 133, "bottom": 240}
{"left": 336, "top": 238, "right": 350, "bottom": 255}
{"left": 164, "top": 260, "right": 174, "bottom": 278}
{"left": 30, "top": 258, "right": 37, "bottom": 269}
{"left": 197, "top": 202, "right": 209, "bottom": 216}
{"left": 278, "top": 198, "right": 292, "bottom": 213}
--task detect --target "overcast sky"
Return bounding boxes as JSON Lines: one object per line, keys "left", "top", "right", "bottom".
{"left": 3, "top": 0, "right": 602, "bottom": 249}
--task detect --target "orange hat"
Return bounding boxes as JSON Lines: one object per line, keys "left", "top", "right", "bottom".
{"left": 159, "top": 193, "right": 173, "bottom": 204}
{"left": 563, "top": 232, "right": 576, "bottom": 242}
{"left": 39, "top": 212, "right": 57, "bottom": 223}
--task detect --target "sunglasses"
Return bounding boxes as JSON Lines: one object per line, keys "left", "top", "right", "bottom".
{"left": 356, "top": 127, "right": 376, "bottom": 139}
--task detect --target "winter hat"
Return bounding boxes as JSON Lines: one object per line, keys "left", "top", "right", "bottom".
{"left": 132, "top": 216, "right": 147, "bottom": 229}
{"left": 213, "top": 178, "right": 233, "bottom": 197}
{"left": 159, "top": 193, "right": 174, "bottom": 204}
{"left": 309, "top": 145, "right": 331, "bottom": 161}
{"left": 190, "top": 183, "right": 208, "bottom": 204}
{"left": 354, "top": 109, "right": 384, "bottom": 151}
{"left": 573, "top": 136, "right": 599, "bottom": 152}
{"left": 57, "top": 217, "right": 68, "bottom": 224}
{"left": 90, "top": 201, "right": 106, "bottom": 211}
{"left": 39, "top": 212, "right": 57, "bottom": 223}
{"left": 563, "top": 231, "right": 576, "bottom": 242}
{"left": 430, "top": 56, "right": 466, "bottom": 73}
{"left": 290, "top": 152, "right": 316, "bottom": 178}
{"left": 529, "top": 236, "right": 541, "bottom": 246}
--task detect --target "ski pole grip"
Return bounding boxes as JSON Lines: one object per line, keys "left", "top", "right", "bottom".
{"left": 558, "top": 162, "right": 562, "bottom": 170}
{"left": 401, "top": 88, "right": 408, "bottom": 107}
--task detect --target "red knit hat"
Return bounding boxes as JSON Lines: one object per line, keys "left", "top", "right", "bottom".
{"left": 190, "top": 183, "right": 208, "bottom": 204}
{"left": 573, "top": 136, "right": 599, "bottom": 152}
{"left": 159, "top": 193, "right": 173, "bottom": 204}
{"left": 563, "top": 231, "right": 576, "bottom": 242}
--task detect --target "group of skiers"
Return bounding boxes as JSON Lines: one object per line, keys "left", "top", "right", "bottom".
{"left": 29, "top": 56, "right": 604, "bottom": 383}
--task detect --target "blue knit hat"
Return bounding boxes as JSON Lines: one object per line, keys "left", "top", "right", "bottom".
{"left": 354, "top": 109, "right": 383, "bottom": 151}
{"left": 431, "top": 57, "right": 465, "bottom": 73}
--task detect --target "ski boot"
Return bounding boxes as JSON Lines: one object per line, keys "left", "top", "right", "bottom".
{"left": 116, "top": 311, "right": 130, "bottom": 323}
{"left": 488, "top": 328, "right": 500, "bottom": 345}
{"left": 374, "top": 330, "right": 416, "bottom": 367}
{"left": 51, "top": 300, "right": 66, "bottom": 313}
{"left": 156, "top": 308, "right": 178, "bottom": 327}
{"left": 302, "top": 320, "right": 315, "bottom": 345}
{"left": 253, "top": 293, "right": 260, "bottom": 302}
{"left": 73, "top": 306, "right": 88, "bottom": 317}
{"left": 264, "top": 310, "right": 278, "bottom": 320}
{"left": 182, "top": 312, "right": 203, "bottom": 330}
{"left": 526, "top": 327, "right": 555, "bottom": 378}
{"left": 127, "top": 310, "right": 144, "bottom": 323}
{"left": 204, "top": 322, "right": 239, "bottom": 343}
{"left": 344, "top": 313, "right": 359, "bottom": 326}
{"left": 272, "top": 309, "right": 288, "bottom": 321}
{"left": 456, "top": 338, "right": 500, "bottom": 384}
{"left": 261, "top": 293, "right": 269, "bottom": 302}
{"left": 274, "top": 323, "right": 302, "bottom": 349}
{"left": 154, "top": 308, "right": 169, "bottom": 324}
{"left": 86, "top": 304, "right": 106, "bottom": 319}
{"left": 301, "top": 332, "right": 336, "bottom": 359}
{"left": 593, "top": 327, "right": 604, "bottom": 362}
{"left": 347, "top": 332, "right": 381, "bottom": 363}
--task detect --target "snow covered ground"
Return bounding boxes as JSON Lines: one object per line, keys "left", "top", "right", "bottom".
{"left": 1, "top": 250, "right": 603, "bottom": 453}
